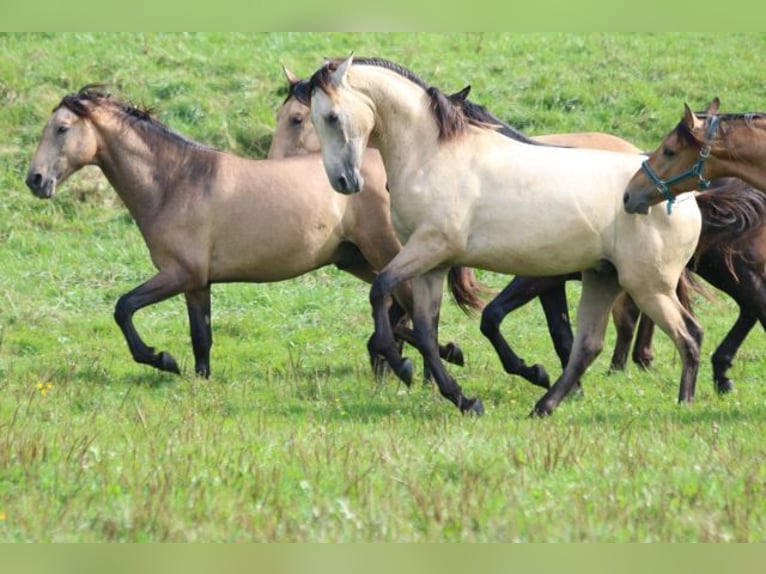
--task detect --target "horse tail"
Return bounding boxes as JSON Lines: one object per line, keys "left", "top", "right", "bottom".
{"left": 693, "top": 178, "right": 766, "bottom": 279}
{"left": 447, "top": 267, "right": 490, "bottom": 315}
{"left": 676, "top": 267, "right": 713, "bottom": 315}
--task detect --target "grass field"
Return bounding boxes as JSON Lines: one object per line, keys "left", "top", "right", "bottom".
{"left": 1, "top": 33, "right": 765, "bottom": 542}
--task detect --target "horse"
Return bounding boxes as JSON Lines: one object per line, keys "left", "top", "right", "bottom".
{"left": 282, "top": 70, "right": 766, "bottom": 397}
{"left": 623, "top": 97, "right": 766, "bottom": 214}
{"left": 24, "top": 85, "right": 480, "bottom": 379}
{"left": 271, "top": 67, "right": 646, "bottom": 389}
{"left": 302, "top": 55, "right": 703, "bottom": 417}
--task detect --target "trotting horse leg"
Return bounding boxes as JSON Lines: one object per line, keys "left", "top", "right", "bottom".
{"left": 624, "top": 289, "right": 703, "bottom": 404}
{"left": 711, "top": 309, "right": 756, "bottom": 394}
{"left": 532, "top": 269, "right": 623, "bottom": 417}
{"left": 368, "top": 230, "right": 459, "bottom": 387}
{"left": 411, "top": 269, "right": 483, "bottom": 414}
{"left": 185, "top": 286, "right": 212, "bottom": 378}
{"left": 609, "top": 292, "right": 640, "bottom": 371}
{"left": 480, "top": 275, "right": 575, "bottom": 389}
{"left": 114, "top": 269, "right": 192, "bottom": 374}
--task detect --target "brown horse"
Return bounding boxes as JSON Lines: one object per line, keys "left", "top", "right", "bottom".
{"left": 25, "top": 86, "right": 479, "bottom": 379}
{"left": 624, "top": 97, "right": 766, "bottom": 213}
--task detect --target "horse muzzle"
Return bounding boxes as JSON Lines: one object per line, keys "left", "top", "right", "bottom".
{"left": 25, "top": 171, "right": 56, "bottom": 199}
{"left": 333, "top": 169, "right": 364, "bottom": 195}
{"left": 623, "top": 189, "right": 650, "bottom": 215}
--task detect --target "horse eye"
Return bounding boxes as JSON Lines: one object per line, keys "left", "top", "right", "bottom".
{"left": 289, "top": 115, "right": 303, "bottom": 126}
{"left": 662, "top": 147, "right": 676, "bottom": 158}
{"left": 56, "top": 125, "right": 70, "bottom": 134}
{"left": 326, "top": 112, "right": 339, "bottom": 124}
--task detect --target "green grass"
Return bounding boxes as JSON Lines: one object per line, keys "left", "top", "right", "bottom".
{"left": 1, "top": 33, "right": 765, "bottom": 542}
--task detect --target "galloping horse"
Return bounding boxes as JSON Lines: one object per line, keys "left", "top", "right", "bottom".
{"left": 623, "top": 98, "right": 766, "bottom": 213}
{"left": 303, "top": 56, "right": 702, "bottom": 416}
{"left": 25, "top": 86, "right": 478, "bottom": 378}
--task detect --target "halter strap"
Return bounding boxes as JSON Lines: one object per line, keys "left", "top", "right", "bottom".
{"left": 641, "top": 115, "right": 720, "bottom": 215}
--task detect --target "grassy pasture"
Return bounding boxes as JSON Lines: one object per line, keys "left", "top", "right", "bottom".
{"left": 0, "top": 33, "right": 765, "bottom": 542}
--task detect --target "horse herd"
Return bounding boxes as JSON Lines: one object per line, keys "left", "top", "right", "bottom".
{"left": 24, "top": 55, "right": 766, "bottom": 417}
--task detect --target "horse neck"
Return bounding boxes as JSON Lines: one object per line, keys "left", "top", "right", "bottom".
{"left": 713, "top": 116, "right": 766, "bottom": 191}
{"left": 352, "top": 67, "right": 441, "bottom": 174}
{"left": 90, "top": 108, "right": 173, "bottom": 228}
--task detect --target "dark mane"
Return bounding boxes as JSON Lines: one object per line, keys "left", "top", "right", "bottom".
{"left": 677, "top": 111, "right": 766, "bottom": 149}
{"left": 57, "top": 84, "right": 216, "bottom": 154}
{"left": 309, "top": 57, "right": 518, "bottom": 141}
{"left": 57, "top": 84, "right": 219, "bottom": 190}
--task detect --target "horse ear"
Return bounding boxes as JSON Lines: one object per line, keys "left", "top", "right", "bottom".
{"left": 282, "top": 64, "right": 300, "bottom": 87}
{"left": 292, "top": 80, "right": 312, "bottom": 106}
{"left": 705, "top": 97, "right": 720, "bottom": 115}
{"left": 329, "top": 53, "right": 354, "bottom": 87}
{"left": 449, "top": 85, "right": 472, "bottom": 103}
{"left": 683, "top": 103, "right": 697, "bottom": 126}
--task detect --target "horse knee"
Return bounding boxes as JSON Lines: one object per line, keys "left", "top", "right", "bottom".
{"left": 114, "top": 295, "right": 133, "bottom": 326}
{"left": 479, "top": 303, "right": 503, "bottom": 338}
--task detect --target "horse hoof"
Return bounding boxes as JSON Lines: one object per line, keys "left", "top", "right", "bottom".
{"left": 195, "top": 364, "right": 211, "bottom": 379}
{"left": 158, "top": 351, "right": 180, "bottom": 374}
{"left": 444, "top": 342, "right": 465, "bottom": 366}
{"left": 716, "top": 378, "right": 734, "bottom": 394}
{"left": 529, "top": 398, "right": 555, "bottom": 418}
{"left": 461, "top": 397, "right": 484, "bottom": 416}
{"left": 396, "top": 358, "right": 414, "bottom": 386}
{"left": 531, "top": 364, "right": 551, "bottom": 389}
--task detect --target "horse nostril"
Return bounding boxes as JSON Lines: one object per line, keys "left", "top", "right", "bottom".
{"left": 337, "top": 175, "right": 348, "bottom": 192}
{"left": 623, "top": 190, "right": 630, "bottom": 206}
{"left": 26, "top": 172, "right": 42, "bottom": 190}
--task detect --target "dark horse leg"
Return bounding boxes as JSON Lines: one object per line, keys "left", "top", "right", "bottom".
{"left": 410, "top": 268, "right": 483, "bottom": 414}
{"left": 114, "top": 270, "right": 192, "bottom": 374}
{"left": 609, "top": 293, "right": 656, "bottom": 371}
{"left": 479, "top": 273, "right": 579, "bottom": 389}
{"left": 695, "top": 254, "right": 766, "bottom": 393}
{"left": 185, "top": 286, "right": 212, "bottom": 377}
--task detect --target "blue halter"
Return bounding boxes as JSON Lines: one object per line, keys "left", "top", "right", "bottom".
{"left": 640, "top": 115, "right": 720, "bottom": 215}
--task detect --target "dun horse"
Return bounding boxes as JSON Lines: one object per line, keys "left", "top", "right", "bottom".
{"left": 302, "top": 56, "right": 702, "bottom": 416}
{"left": 284, "top": 71, "right": 765, "bottom": 396}
{"left": 624, "top": 97, "right": 766, "bottom": 214}
{"left": 25, "top": 86, "right": 478, "bottom": 378}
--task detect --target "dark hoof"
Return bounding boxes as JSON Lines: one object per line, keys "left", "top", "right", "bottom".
{"left": 529, "top": 398, "right": 555, "bottom": 418}
{"left": 195, "top": 364, "right": 211, "bottom": 379}
{"left": 158, "top": 351, "right": 180, "bottom": 374}
{"left": 461, "top": 397, "right": 484, "bottom": 416}
{"left": 530, "top": 364, "right": 551, "bottom": 389}
{"left": 715, "top": 378, "right": 734, "bottom": 394}
{"left": 444, "top": 342, "right": 465, "bottom": 367}
{"left": 395, "top": 358, "right": 414, "bottom": 386}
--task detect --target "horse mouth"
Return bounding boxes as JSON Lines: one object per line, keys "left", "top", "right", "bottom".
{"left": 25, "top": 173, "right": 56, "bottom": 199}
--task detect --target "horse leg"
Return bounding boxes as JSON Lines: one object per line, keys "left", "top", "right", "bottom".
{"left": 368, "top": 230, "right": 459, "bottom": 386}
{"left": 711, "top": 309, "right": 756, "bottom": 394}
{"left": 341, "top": 255, "right": 464, "bottom": 371}
{"left": 480, "top": 275, "right": 574, "bottom": 389}
{"left": 632, "top": 313, "right": 656, "bottom": 369}
{"left": 114, "top": 269, "right": 192, "bottom": 374}
{"left": 532, "top": 269, "right": 623, "bottom": 416}
{"left": 185, "top": 286, "right": 212, "bottom": 378}
{"left": 608, "top": 292, "right": 640, "bottom": 371}
{"left": 411, "top": 269, "right": 483, "bottom": 414}
{"left": 624, "top": 289, "right": 703, "bottom": 404}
